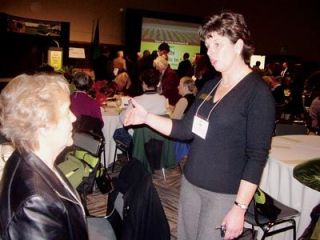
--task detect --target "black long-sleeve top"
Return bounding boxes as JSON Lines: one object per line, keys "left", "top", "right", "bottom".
{"left": 170, "top": 72, "right": 275, "bottom": 194}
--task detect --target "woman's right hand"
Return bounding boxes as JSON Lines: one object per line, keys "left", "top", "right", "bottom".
{"left": 123, "top": 98, "right": 148, "bottom": 126}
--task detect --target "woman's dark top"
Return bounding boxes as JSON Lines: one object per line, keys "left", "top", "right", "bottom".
{"left": 183, "top": 93, "right": 195, "bottom": 113}
{"left": 170, "top": 72, "right": 275, "bottom": 194}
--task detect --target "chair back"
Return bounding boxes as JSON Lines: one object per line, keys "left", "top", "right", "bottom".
{"left": 245, "top": 188, "right": 299, "bottom": 239}
{"left": 274, "top": 121, "right": 308, "bottom": 136}
{"left": 145, "top": 138, "right": 163, "bottom": 171}
{"left": 132, "top": 126, "right": 176, "bottom": 173}
{"left": 73, "top": 115, "right": 104, "bottom": 138}
{"left": 113, "top": 128, "right": 132, "bottom": 150}
{"left": 73, "top": 132, "right": 104, "bottom": 157}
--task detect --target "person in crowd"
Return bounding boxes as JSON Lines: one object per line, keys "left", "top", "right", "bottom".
{"left": 170, "top": 77, "right": 196, "bottom": 163}
{"left": 192, "top": 54, "right": 216, "bottom": 91}
{"left": 92, "top": 70, "right": 134, "bottom": 105}
{"left": 177, "top": 52, "right": 193, "bottom": 78}
{"left": 70, "top": 72, "right": 103, "bottom": 124}
{"left": 137, "top": 50, "right": 153, "bottom": 74}
{"left": 158, "top": 42, "right": 170, "bottom": 60}
{"left": 0, "top": 73, "right": 88, "bottom": 239}
{"left": 281, "top": 61, "right": 291, "bottom": 90}
{"left": 93, "top": 48, "right": 115, "bottom": 82}
{"left": 288, "top": 63, "right": 305, "bottom": 119}
{"left": 263, "top": 75, "right": 285, "bottom": 104}
{"left": 113, "top": 50, "right": 127, "bottom": 75}
{"left": 153, "top": 55, "right": 180, "bottom": 106}
{"left": 123, "top": 11, "right": 275, "bottom": 240}
{"left": 170, "top": 76, "right": 196, "bottom": 120}
{"left": 309, "top": 94, "right": 320, "bottom": 131}
{"left": 281, "top": 61, "right": 290, "bottom": 78}
{"left": 113, "top": 70, "right": 132, "bottom": 95}
{"left": 122, "top": 68, "right": 167, "bottom": 117}
{"left": 252, "top": 60, "right": 264, "bottom": 76}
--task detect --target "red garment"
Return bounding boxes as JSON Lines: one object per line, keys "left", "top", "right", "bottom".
{"left": 161, "top": 67, "right": 180, "bottom": 105}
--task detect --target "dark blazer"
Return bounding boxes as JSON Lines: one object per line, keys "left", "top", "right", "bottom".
{"left": 0, "top": 150, "right": 88, "bottom": 240}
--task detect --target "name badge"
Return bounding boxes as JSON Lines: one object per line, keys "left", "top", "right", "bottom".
{"left": 192, "top": 115, "right": 209, "bottom": 139}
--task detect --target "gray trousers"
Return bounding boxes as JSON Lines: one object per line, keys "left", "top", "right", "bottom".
{"left": 177, "top": 175, "right": 236, "bottom": 240}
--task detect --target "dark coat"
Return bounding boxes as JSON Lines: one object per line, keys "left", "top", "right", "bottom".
{"left": 0, "top": 150, "right": 88, "bottom": 240}
{"left": 112, "top": 159, "right": 170, "bottom": 240}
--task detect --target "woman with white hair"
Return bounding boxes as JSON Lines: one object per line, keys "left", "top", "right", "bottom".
{"left": 153, "top": 55, "right": 180, "bottom": 105}
{"left": 0, "top": 74, "right": 87, "bottom": 239}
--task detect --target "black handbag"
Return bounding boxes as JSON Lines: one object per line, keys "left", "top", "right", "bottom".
{"left": 96, "top": 167, "right": 113, "bottom": 194}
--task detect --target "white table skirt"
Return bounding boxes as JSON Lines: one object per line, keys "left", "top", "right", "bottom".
{"left": 101, "top": 108, "right": 122, "bottom": 166}
{"left": 259, "top": 135, "right": 320, "bottom": 239}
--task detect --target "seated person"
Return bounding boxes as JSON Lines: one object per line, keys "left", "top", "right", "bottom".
{"left": 170, "top": 77, "right": 196, "bottom": 120}
{"left": 122, "top": 69, "right": 167, "bottom": 119}
{"left": 309, "top": 95, "right": 320, "bottom": 130}
{"left": 70, "top": 72, "right": 103, "bottom": 131}
{"left": 93, "top": 71, "right": 132, "bottom": 105}
{"left": 113, "top": 71, "right": 132, "bottom": 95}
{"left": 169, "top": 77, "right": 196, "bottom": 162}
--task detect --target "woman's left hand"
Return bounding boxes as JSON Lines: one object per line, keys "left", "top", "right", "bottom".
{"left": 221, "top": 205, "right": 245, "bottom": 239}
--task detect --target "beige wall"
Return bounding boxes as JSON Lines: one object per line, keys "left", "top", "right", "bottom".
{"left": 1, "top": 0, "right": 319, "bottom": 61}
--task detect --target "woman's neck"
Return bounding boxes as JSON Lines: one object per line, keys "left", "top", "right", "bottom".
{"left": 143, "top": 87, "right": 156, "bottom": 92}
{"left": 221, "top": 62, "right": 251, "bottom": 86}
{"left": 33, "top": 149, "right": 56, "bottom": 169}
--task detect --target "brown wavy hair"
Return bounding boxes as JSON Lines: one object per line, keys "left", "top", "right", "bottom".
{"left": 199, "top": 11, "right": 255, "bottom": 64}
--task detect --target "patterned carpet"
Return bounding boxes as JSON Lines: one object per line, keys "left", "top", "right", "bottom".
{"left": 87, "top": 155, "right": 184, "bottom": 240}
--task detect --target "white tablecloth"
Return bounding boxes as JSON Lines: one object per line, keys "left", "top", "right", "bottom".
{"left": 259, "top": 135, "right": 320, "bottom": 239}
{"left": 101, "top": 108, "right": 122, "bottom": 166}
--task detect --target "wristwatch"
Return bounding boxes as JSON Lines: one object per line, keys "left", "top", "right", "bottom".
{"left": 234, "top": 201, "right": 248, "bottom": 210}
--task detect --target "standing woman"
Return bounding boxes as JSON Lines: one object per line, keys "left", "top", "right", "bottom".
{"left": 0, "top": 74, "right": 88, "bottom": 239}
{"left": 124, "top": 11, "right": 275, "bottom": 239}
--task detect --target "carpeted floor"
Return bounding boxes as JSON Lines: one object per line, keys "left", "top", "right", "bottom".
{"left": 86, "top": 155, "right": 183, "bottom": 240}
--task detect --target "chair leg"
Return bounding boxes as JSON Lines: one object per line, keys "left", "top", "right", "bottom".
{"left": 126, "top": 151, "right": 130, "bottom": 162}
{"left": 178, "top": 162, "right": 183, "bottom": 173}
{"left": 112, "top": 146, "right": 118, "bottom": 173}
{"left": 292, "top": 220, "right": 297, "bottom": 240}
{"left": 162, "top": 168, "right": 166, "bottom": 182}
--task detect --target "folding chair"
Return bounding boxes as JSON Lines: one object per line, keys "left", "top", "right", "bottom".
{"left": 58, "top": 131, "right": 106, "bottom": 212}
{"left": 112, "top": 128, "right": 132, "bottom": 172}
{"left": 245, "top": 188, "right": 300, "bottom": 240}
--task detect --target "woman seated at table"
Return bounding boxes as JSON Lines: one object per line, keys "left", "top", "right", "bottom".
{"left": 70, "top": 72, "right": 103, "bottom": 132}
{"left": 93, "top": 71, "right": 133, "bottom": 105}
{"left": 169, "top": 77, "right": 196, "bottom": 162}
{"left": 122, "top": 68, "right": 167, "bottom": 118}
{"left": 170, "top": 76, "right": 196, "bottom": 120}
{"left": 0, "top": 73, "right": 88, "bottom": 239}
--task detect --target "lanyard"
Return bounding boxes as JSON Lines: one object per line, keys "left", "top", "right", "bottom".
{"left": 195, "top": 78, "right": 222, "bottom": 121}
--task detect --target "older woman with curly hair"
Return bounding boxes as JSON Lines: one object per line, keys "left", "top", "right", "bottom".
{"left": 0, "top": 74, "right": 87, "bottom": 239}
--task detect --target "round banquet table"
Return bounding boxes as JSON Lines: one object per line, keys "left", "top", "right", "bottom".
{"left": 259, "top": 135, "right": 320, "bottom": 239}
{"left": 101, "top": 107, "right": 122, "bottom": 166}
